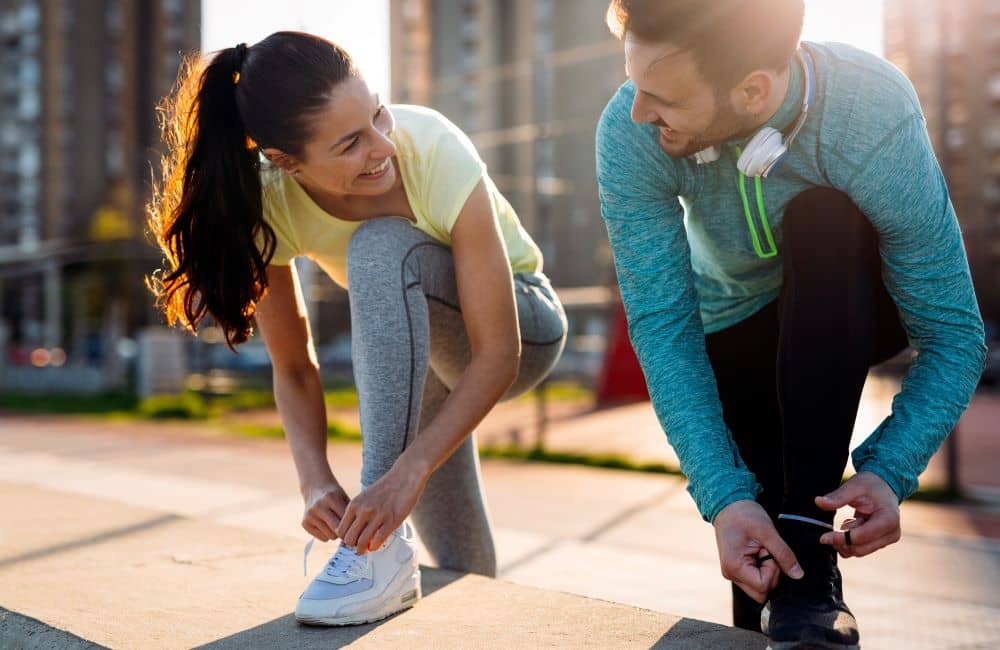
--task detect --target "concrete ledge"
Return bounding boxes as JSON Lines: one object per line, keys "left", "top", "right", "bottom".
{"left": 1, "top": 480, "right": 763, "bottom": 649}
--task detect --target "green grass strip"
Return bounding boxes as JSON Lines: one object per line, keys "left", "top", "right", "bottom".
{"left": 478, "top": 445, "right": 685, "bottom": 477}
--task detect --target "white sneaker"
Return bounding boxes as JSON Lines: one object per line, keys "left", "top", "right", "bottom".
{"left": 295, "top": 521, "right": 421, "bottom": 626}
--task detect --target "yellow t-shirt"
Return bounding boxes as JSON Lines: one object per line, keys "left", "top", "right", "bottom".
{"left": 258, "top": 104, "right": 543, "bottom": 287}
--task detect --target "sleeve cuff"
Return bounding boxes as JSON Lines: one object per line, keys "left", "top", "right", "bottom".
{"left": 689, "top": 473, "right": 761, "bottom": 523}
{"left": 852, "top": 455, "right": 916, "bottom": 502}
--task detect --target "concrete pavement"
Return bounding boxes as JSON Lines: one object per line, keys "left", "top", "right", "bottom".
{"left": 0, "top": 481, "right": 757, "bottom": 649}
{"left": 1, "top": 415, "right": 999, "bottom": 648}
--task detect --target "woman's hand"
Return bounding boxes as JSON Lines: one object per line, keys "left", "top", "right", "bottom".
{"left": 336, "top": 460, "right": 429, "bottom": 554}
{"left": 302, "top": 482, "right": 351, "bottom": 542}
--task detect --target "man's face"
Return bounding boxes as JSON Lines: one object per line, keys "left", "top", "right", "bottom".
{"left": 625, "top": 35, "right": 751, "bottom": 159}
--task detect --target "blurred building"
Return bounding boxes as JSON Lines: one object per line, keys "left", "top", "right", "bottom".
{"left": 0, "top": 0, "right": 200, "bottom": 362}
{"left": 884, "top": 0, "right": 1000, "bottom": 327}
{"left": 390, "top": 0, "right": 626, "bottom": 289}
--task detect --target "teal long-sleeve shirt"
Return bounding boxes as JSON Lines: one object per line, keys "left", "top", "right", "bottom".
{"left": 595, "top": 42, "right": 987, "bottom": 522}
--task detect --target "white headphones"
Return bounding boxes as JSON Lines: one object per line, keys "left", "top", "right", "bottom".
{"left": 692, "top": 46, "right": 816, "bottom": 178}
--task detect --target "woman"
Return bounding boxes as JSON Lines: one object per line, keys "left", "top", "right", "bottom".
{"left": 147, "top": 32, "right": 566, "bottom": 626}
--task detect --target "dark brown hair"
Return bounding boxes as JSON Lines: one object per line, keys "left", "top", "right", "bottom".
{"left": 606, "top": 0, "right": 805, "bottom": 88}
{"left": 147, "top": 32, "right": 357, "bottom": 348}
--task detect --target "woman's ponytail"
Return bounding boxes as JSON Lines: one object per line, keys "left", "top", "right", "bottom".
{"left": 148, "top": 33, "right": 355, "bottom": 348}
{"left": 147, "top": 45, "right": 274, "bottom": 349}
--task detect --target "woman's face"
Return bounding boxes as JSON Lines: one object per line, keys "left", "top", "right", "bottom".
{"left": 286, "top": 76, "right": 397, "bottom": 198}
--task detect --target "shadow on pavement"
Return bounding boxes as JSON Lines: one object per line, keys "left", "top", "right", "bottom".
{"left": 650, "top": 617, "right": 766, "bottom": 649}
{"left": 0, "top": 514, "right": 182, "bottom": 570}
{"left": 0, "top": 607, "right": 108, "bottom": 650}
{"left": 195, "top": 566, "right": 465, "bottom": 649}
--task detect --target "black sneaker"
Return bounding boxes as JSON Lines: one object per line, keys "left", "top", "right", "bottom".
{"left": 762, "top": 517, "right": 860, "bottom": 650}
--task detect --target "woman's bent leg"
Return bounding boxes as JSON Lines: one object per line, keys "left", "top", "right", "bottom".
{"left": 410, "top": 371, "right": 497, "bottom": 576}
{"left": 347, "top": 217, "right": 566, "bottom": 576}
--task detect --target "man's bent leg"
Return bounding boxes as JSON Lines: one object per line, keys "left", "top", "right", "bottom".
{"left": 706, "top": 302, "right": 783, "bottom": 631}
{"left": 766, "top": 187, "right": 907, "bottom": 648}
{"left": 777, "top": 188, "right": 886, "bottom": 523}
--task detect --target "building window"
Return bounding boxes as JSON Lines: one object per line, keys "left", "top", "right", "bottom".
{"left": 19, "top": 3, "right": 40, "bottom": 30}
{"left": 986, "top": 123, "right": 1000, "bottom": 150}
{"left": 106, "top": 132, "right": 124, "bottom": 175}
{"left": 989, "top": 74, "right": 1000, "bottom": 101}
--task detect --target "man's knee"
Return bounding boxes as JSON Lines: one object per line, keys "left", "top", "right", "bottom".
{"left": 783, "top": 188, "right": 878, "bottom": 267}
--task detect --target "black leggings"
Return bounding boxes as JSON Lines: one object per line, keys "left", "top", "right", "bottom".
{"left": 705, "top": 188, "right": 909, "bottom": 630}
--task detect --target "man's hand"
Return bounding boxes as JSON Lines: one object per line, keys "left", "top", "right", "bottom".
{"left": 816, "top": 471, "right": 901, "bottom": 558}
{"left": 713, "top": 500, "right": 804, "bottom": 603}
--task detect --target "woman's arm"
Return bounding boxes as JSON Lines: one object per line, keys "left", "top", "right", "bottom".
{"left": 400, "top": 179, "right": 522, "bottom": 473}
{"left": 337, "top": 180, "right": 521, "bottom": 552}
{"left": 256, "top": 263, "right": 350, "bottom": 541}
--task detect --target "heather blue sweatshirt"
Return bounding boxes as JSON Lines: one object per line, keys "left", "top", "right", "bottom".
{"left": 595, "top": 42, "right": 987, "bottom": 522}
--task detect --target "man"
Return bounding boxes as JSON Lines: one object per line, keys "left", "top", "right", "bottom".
{"left": 595, "top": 1, "right": 987, "bottom": 647}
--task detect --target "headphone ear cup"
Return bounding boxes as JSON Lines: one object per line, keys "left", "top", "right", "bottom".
{"left": 737, "top": 127, "right": 785, "bottom": 177}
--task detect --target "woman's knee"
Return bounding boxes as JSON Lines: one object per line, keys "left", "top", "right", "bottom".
{"left": 348, "top": 216, "right": 414, "bottom": 257}
{"left": 346, "top": 217, "right": 432, "bottom": 288}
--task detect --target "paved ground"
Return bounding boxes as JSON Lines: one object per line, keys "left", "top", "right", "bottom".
{"left": 1, "top": 414, "right": 998, "bottom": 648}
{"left": 0, "top": 482, "right": 759, "bottom": 649}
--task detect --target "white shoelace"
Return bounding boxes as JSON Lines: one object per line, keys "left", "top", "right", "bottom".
{"left": 301, "top": 538, "right": 367, "bottom": 579}
{"left": 303, "top": 539, "right": 314, "bottom": 576}
{"left": 326, "top": 544, "right": 368, "bottom": 579}
{"left": 777, "top": 513, "right": 835, "bottom": 530}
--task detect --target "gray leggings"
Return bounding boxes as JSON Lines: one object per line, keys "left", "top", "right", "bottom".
{"left": 346, "top": 217, "right": 567, "bottom": 577}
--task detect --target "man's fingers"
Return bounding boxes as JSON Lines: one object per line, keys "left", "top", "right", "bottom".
{"left": 758, "top": 560, "right": 782, "bottom": 593}
{"left": 816, "top": 480, "right": 867, "bottom": 511}
{"left": 821, "top": 509, "right": 896, "bottom": 548}
{"left": 731, "top": 568, "right": 768, "bottom": 604}
{"left": 843, "top": 532, "right": 901, "bottom": 558}
{"left": 758, "top": 527, "right": 803, "bottom": 579}
{"left": 824, "top": 526, "right": 900, "bottom": 558}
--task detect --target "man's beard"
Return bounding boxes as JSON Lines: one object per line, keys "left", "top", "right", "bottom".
{"left": 661, "top": 94, "right": 755, "bottom": 159}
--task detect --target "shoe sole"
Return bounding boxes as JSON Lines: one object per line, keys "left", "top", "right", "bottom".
{"left": 767, "top": 642, "right": 860, "bottom": 650}
{"left": 295, "top": 566, "right": 421, "bottom": 626}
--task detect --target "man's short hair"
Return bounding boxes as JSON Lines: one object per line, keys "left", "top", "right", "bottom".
{"left": 607, "top": 0, "right": 805, "bottom": 89}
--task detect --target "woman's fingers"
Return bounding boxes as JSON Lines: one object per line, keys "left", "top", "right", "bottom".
{"left": 355, "top": 515, "right": 386, "bottom": 555}
{"left": 303, "top": 520, "right": 330, "bottom": 542}
{"left": 336, "top": 506, "right": 357, "bottom": 543}
{"left": 338, "top": 505, "right": 372, "bottom": 549}
{"left": 324, "top": 490, "right": 349, "bottom": 520}
{"left": 313, "top": 508, "right": 341, "bottom": 541}
{"left": 368, "top": 524, "right": 392, "bottom": 553}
